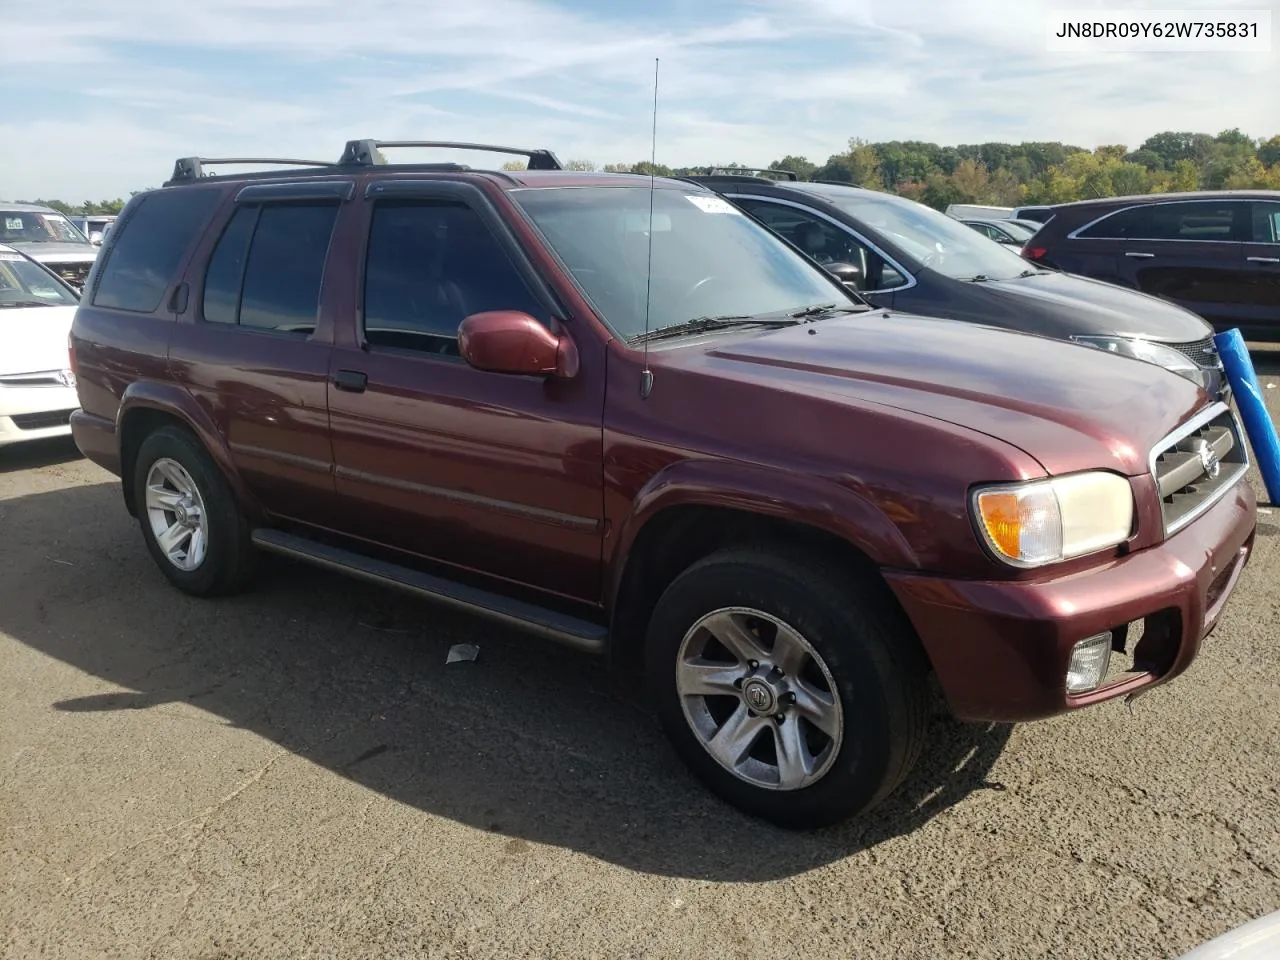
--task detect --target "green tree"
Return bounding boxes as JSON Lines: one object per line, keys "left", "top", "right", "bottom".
{"left": 769, "top": 155, "right": 817, "bottom": 180}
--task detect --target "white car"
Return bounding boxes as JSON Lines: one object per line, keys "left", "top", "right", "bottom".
{"left": 0, "top": 243, "right": 81, "bottom": 449}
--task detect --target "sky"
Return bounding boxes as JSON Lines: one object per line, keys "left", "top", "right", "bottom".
{"left": 2, "top": 0, "right": 1276, "bottom": 201}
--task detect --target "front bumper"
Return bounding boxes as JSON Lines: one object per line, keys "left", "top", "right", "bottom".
{"left": 0, "top": 384, "right": 79, "bottom": 448}
{"left": 885, "top": 478, "right": 1256, "bottom": 722}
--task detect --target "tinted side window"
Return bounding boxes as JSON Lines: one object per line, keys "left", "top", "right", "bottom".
{"left": 363, "top": 200, "right": 544, "bottom": 355}
{"left": 735, "top": 199, "right": 907, "bottom": 290}
{"left": 238, "top": 203, "right": 339, "bottom": 334}
{"left": 1252, "top": 201, "right": 1280, "bottom": 244}
{"left": 1076, "top": 206, "right": 1151, "bottom": 239}
{"left": 93, "top": 188, "right": 221, "bottom": 313}
{"left": 1145, "top": 202, "right": 1239, "bottom": 241}
{"left": 202, "top": 206, "right": 258, "bottom": 324}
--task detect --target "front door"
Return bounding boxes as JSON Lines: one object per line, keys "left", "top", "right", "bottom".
{"left": 1241, "top": 199, "right": 1280, "bottom": 337}
{"left": 325, "top": 182, "right": 606, "bottom": 604}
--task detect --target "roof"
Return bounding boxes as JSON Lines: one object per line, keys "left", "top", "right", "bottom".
{"left": 0, "top": 201, "right": 60, "bottom": 213}
{"left": 1049, "top": 189, "right": 1280, "bottom": 210}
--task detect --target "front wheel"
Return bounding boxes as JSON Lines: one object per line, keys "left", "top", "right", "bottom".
{"left": 645, "top": 547, "right": 929, "bottom": 829}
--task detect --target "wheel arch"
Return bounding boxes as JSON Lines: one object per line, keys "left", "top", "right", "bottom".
{"left": 116, "top": 382, "right": 257, "bottom": 520}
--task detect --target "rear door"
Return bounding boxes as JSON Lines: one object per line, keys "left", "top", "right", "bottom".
{"left": 324, "top": 179, "right": 607, "bottom": 603}
{"left": 1075, "top": 200, "right": 1249, "bottom": 326}
{"left": 1242, "top": 199, "right": 1280, "bottom": 337}
{"left": 168, "top": 180, "right": 350, "bottom": 528}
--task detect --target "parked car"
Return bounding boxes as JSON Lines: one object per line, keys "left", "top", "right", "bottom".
{"left": 961, "top": 217, "right": 1040, "bottom": 246}
{"left": 69, "top": 140, "right": 1256, "bottom": 828}
{"left": 1010, "top": 205, "right": 1055, "bottom": 224}
{"left": 69, "top": 215, "right": 118, "bottom": 246}
{"left": 1021, "top": 190, "right": 1280, "bottom": 339}
{"left": 0, "top": 202, "right": 99, "bottom": 291}
{"left": 686, "top": 175, "right": 1226, "bottom": 397}
{"left": 945, "top": 203, "right": 1014, "bottom": 219}
{"left": 0, "top": 243, "right": 82, "bottom": 448}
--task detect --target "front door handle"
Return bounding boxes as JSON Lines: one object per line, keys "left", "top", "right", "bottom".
{"left": 1246, "top": 256, "right": 1280, "bottom": 264}
{"left": 333, "top": 369, "right": 368, "bottom": 393}
{"left": 1124, "top": 251, "right": 1155, "bottom": 258}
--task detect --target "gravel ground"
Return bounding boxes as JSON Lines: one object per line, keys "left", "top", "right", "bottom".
{"left": 2, "top": 357, "right": 1279, "bottom": 960}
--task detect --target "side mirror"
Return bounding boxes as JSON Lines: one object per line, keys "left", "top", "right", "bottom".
{"left": 824, "top": 260, "right": 863, "bottom": 290}
{"left": 458, "top": 311, "right": 579, "bottom": 379}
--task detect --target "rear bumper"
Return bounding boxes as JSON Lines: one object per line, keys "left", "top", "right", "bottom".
{"left": 886, "top": 479, "right": 1257, "bottom": 722}
{"left": 69, "top": 409, "right": 121, "bottom": 476}
{"left": 0, "top": 385, "right": 79, "bottom": 448}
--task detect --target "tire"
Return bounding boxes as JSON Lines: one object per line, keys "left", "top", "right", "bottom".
{"left": 132, "top": 425, "right": 254, "bottom": 597}
{"left": 644, "top": 546, "right": 929, "bottom": 829}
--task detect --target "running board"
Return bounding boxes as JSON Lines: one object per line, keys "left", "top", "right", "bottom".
{"left": 250, "top": 529, "right": 608, "bottom": 654}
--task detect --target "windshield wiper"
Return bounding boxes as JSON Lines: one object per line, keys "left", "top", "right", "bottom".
{"left": 0, "top": 299, "right": 57, "bottom": 308}
{"left": 788, "top": 302, "right": 872, "bottom": 319}
{"left": 627, "top": 314, "right": 802, "bottom": 345}
{"left": 961, "top": 274, "right": 994, "bottom": 283}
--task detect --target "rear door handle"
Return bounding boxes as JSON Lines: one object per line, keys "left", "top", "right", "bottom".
{"left": 333, "top": 369, "right": 368, "bottom": 393}
{"left": 1246, "top": 256, "right": 1280, "bottom": 263}
{"left": 1124, "top": 251, "right": 1155, "bottom": 259}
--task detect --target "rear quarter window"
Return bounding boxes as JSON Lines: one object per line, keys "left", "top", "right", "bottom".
{"left": 92, "top": 188, "right": 222, "bottom": 313}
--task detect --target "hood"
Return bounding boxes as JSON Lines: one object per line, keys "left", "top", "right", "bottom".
{"left": 704, "top": 310, "right": 1207, "bottom": 477}
{"left": 0, "top": 305, "right": 78, "bottom": 377}
{"left": 7, "top": 242, "right": 98, "bottom": 263}
{"left": 981, "top": 270, "right": 1212, "bottom": 342}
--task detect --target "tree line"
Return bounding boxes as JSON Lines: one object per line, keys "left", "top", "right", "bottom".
{"left": 24, "top": 129, "right": 1280, "bottom": 215}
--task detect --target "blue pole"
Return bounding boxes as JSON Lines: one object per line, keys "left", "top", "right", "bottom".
{"left": 1215, "top": 328, "right": 1280, "bottom": 505}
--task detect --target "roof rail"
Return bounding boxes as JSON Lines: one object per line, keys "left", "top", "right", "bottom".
{"left": 170, "top": 156, "right": 332, "bottom": 183}
{"left": 699, "top": 166, "right": 799, "bottom": 182}
{"left": 805, "top": 179, "right": 862, "bottom": 188}
{"left": 339, "top": 139, "right": 563, "bottom": 170}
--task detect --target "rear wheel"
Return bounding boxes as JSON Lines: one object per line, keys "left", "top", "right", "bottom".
{"left": 645, "top": 547, "right": 928, "bottom": 829}
{"left": 132, "top": 425, "right": 254, "bottom": 597}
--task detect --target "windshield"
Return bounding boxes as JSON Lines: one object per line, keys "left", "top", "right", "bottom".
{"left": 511, "top": 186, "right": 856, "bottom": 341}
{"left": 825, "top": 191, "right": 1036, "bottom": 281}
{"left": 0, "top": 210, "right": 90, "bottom": 245}
{"left": 1000, "top": 220, "right": 1038, "bottom": 241}
{"left": 0, "top": 251, "right": 79, "bottom": 305}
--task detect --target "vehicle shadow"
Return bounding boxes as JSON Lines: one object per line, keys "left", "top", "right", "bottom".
{"left": 0, "top": 480, "right": 1012, "bottom": 882}
{"left": 0, "top": 436, "right": 83, "bottom": 473}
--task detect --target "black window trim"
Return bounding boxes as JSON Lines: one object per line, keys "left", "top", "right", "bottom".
{"left": 723, "top": 192, "right": 917, "bottom": 294}
{"left": 1067, "top": 197, "right": 1252, "bottom": 244}
{"left": 357, "top": 179, "right": 567, "bottom": 358}
{"left": 199, "top": 198, "right": 342, "bottom": 340}
{"left": 236, "top": 180, "right": 355, "bottom": 203}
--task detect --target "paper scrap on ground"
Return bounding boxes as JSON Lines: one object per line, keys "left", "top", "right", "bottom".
{"left": 446, "top": 643, "right": 480, "bottom": 664}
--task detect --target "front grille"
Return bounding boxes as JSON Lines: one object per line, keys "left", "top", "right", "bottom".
{"left": 1150, "top": 404, "right": 1249, "bottom": 535}
{"left": 11, "top": 409, "right": 74, "bottom": 431}
{"left": 51, "top": 261, "right": 93, "bottom": 290}
{"left": 1169, "top": 337, "right": 1220, "bottom": 369}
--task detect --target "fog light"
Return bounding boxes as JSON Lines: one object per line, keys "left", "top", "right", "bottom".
{"left": 1066, "top": 633, "right": 1112, "bottom": 694}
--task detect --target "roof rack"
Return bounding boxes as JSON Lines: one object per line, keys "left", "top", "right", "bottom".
{"left": 804, "top": 179, "right": 863, "bottom": 188}
{"left": 338, "top": 139, "right": 563, "bottom": 170}
{"left": 170, "top": 156, "right": 332, "bottom": 183}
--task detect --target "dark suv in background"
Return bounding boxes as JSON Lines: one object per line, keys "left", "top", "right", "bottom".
{"left": 68, "top": 140, "right": 1256, "bottom": 828}
{"left": 688, "top": 173, "right": 1226, "bottom": 397}
{"left": 1022, "top": 191, "right": 1280, "bottom": 339}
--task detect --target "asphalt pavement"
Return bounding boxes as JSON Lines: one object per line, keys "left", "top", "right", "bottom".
{"left": 3, "top": 358, "right": 1279, "bottom": 960}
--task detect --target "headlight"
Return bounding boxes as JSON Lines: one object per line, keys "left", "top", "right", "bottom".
{"left": 972, "top": 471, "right": 1135, "bottom": 567}
{"left": 1071, "top": 335, "right": 1211, "bottom": 391}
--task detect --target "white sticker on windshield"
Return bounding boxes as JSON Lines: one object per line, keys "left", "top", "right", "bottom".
{"left": 685, "top": 195, "right": 742, "bottom": 215}
{"left": 4, "top": 218, "right": 22, "bottom": 230}
{"left": 0, "top": 253, "right": 22, "bottom": 261}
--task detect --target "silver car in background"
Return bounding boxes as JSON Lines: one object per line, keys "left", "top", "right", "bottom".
{"left": 0, "top": 202, "right": 99, "bottom": 292}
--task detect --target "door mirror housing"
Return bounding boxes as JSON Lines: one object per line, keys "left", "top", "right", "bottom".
{"left": 458, "top": 311, "right": 579, "bottom": 379}
{"left": 824, "top": 260, "right": 864, "bottom": 290}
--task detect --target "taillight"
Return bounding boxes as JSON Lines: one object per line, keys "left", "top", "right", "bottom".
{"left": 1022, "top": 245, "right": 1047, "bottom": 261}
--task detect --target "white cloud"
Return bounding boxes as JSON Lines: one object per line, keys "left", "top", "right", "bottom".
{"left": 1, "top": 0, "right": 1276, "bottom": 199}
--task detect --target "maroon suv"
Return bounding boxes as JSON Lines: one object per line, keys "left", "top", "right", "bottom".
{"left": 68, "top": 140, "right": 1257, "bottom": 828}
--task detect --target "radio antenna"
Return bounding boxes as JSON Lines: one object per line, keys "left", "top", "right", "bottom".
{"left": 640, "top": 57, "right": 659, "bottom": 400}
